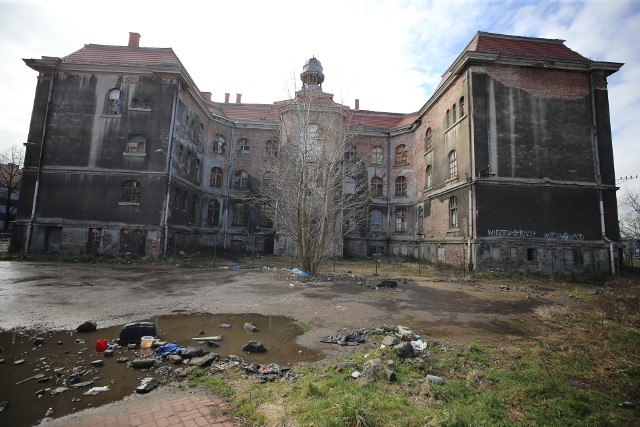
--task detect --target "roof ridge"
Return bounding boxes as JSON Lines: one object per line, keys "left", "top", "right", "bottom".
{"left": 477, "top": 31, "right": 566, "bottom": 44}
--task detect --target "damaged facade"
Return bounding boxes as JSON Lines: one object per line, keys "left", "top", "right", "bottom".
{"left": 13, "top": 32, "right": 622, "bottom": 273}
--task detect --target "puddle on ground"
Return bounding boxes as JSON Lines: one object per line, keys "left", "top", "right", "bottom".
{"left": 0, "top": 313, "right": 322, "bottom": 426}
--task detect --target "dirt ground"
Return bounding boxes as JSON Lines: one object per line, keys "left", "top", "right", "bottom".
{"left": 0, "top": 260, "right": 579, "bottom": 352}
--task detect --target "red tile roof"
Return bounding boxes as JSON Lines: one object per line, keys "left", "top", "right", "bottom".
{"left": 348, "top": 111, "right": 410, "bottom": 129}
{"left": 468, "top": 32, "right": 589, "bottom": 63}
{"left": 63, "top": 44, "right": 182, "bottom": 67}
{"left": 212, "top": 104, "right": 281, "bottom": 123}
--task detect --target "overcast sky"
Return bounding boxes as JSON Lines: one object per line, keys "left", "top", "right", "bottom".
{"left": 1, "top": 0, "right": 638, "bottom": 188}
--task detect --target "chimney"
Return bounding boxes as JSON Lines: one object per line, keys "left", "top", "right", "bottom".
{"left": 201, "top": 91, "right": 212, "bottom": 101}
{"left": 355, "top": 99, "right": 360, "bottom": 111}
{"left": 224, "top": 93, "right": 230, "bottom": 103}
{"left": 128, "top": 32, "right": 141, "bottom": 47}
{"left": 236, "top": 93, "right": 242, "bottom": 104}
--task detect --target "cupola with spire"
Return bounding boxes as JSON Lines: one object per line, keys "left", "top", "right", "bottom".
{"left": 300, "top": 57, "right": 324, "bottom": 91}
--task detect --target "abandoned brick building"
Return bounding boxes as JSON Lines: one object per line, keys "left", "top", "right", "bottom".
{"left": 13, "top": 31, "right": 623, "bottom": 273}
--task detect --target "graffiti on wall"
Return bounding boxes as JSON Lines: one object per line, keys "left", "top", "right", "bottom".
{"left": 487, "top": 229, "right": 585, "bottom": 240}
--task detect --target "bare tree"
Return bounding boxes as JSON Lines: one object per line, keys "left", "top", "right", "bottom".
{"left": 619, "top": 187, "right": 640, "bottom": 246}
{"left": 0, "top": 146, "right": 24, "bottom": 231}
{"left": 255, "top": 96, "right": 370, "bottom": 275}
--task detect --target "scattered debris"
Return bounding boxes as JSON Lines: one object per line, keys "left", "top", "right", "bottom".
{"left": 380, "top": 280, "right": 398, "bottom": 288}
{"left": 14, "top": 359, "right": 24, "bottom": 365}
{"left": 381, "top": 336, "right": 400, "bottom": 346}
{"left": 320, "top": 331, "right": 366, "bottom": 346}
{"left": 218, "top": 324, "right": 232, "bottom": 329}
{"left": 136, "top": 377, "right": 159, "bottom": 394}
{"left": 244, "top": 323, "right": 259, "bottom": 332}
{"left": 191, "top": 336, "right": 222, "bottom": 342}
{"left": 426, "top": 374, "right": 446, "bottom": 384}
{"left": 16, "top": 373, "right": 46, "bottom": 385}
{"left": 76, "top": 321, "right": 97, "bottom": 332}
{"left": 393, "top": 342, "right": 415, "bottom": 358}
{"left": 289, "top": 268, "right": 309, "bottom": 276}
{"left": 84, "top": 386, "right": 109, "bottom": 395}
{"left": 242, "top": 341, "right": 267, "bottom": 353}
{"left": 0, "top": 401, "right": 7, "bottom": 412}
{"left": 180, "top": 347, "right": 205, "bottom": 358}
{"left": 411, "top": 339, "right": 428, "bottom": 351}
{"left": 51, "top": 387, "right": 69, "bottom": 395}
{"left": 90, "top": 360, "right": 104, "bottom": 367}
{"left": 130, "top": 358, "right": 156, "bottom": 369}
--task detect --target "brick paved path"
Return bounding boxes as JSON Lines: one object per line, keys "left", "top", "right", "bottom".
{"left": 37, "top": 386, "right": 240, "bottom": 427}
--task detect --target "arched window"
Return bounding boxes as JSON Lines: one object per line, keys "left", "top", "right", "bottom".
{"left": 446, "top": 109, "right": 450, "bottom": 128}
{"left": 425, "top": 165, "right": 432, "bottom": 189}
{"left": 237, "top": 138, "right": 250, "bottom": 156}
{"left": 130, "top": 98, "right": 139, "bottom": 108}
{"left": 459, "top": 96, "right": 465, "bottom": 116}
{"left": 265, "top": 140, "right": 278, "bottom": 157}
{"left": 213, "top": 134, "right": 226, "bottom": 154}
{"left": 208, "top": 199, "right": 221, "bottom": 225}
{"left": 452, "top": 104, "right": 457, "bottom": 122}
{"left": 105, "top": 89, "right": 121, "bottom": 114}
{"left": 263, "top": 171, "right": 275, "bottom": 189}
{"left": 395, "top": 208, "right": 407, "bottom": 232}
{"left": 125, "top": 134, "right": 146, "bottom": 154}
{"left": 120, "top": 180, "right": 140, "bottom": 203}
{"left": 394, "top": 144, "right": 407, "bottom": 165}
{"left": 232, "top": 202, "right": 247, "bottom": 226}
{"left": 210, "top": 167, "right": 223, "bottom": 188}
{"left": 395, "top": 176, "right": 407, "bottom": 196}
{"left": 233, "top": 170, "right": 249, "bottom": 190}
{"left": 448, "top": 150, "right": 458, "bottom": 178}
{"left": 370, "top": 209, "right": 383, "bottom": 231}
{"left": 371, "top": 177, "right": 383, "bottom": 197}
{"left": 343, "top": 177, "right": 356, "bottom": 194}
{"left": 173, "top": 188, "right": 180, "bottom": 208}
{"left": 449, "top": 197, "right": 458, "bottom": 228}
{"left": 371, "top": 147, "right": 383, "bottom": 165}
{"left": 425, "top": 128, "right": 432, "bottom": 151}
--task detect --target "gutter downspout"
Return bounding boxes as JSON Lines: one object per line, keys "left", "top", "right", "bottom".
{"left": 466, "top": 69, "right": 474, "bottom": 271}
{"left": 589, "top": 72, "right": 616, "bottom": 275}
{"left": 162, "top": 81, "right": 181, "bottom": 255}
{"left": 25, "top": 69, "right": 56, "bottom": 253}
{"left": 224, "top": 126, "right": 236, "bottom": 250}
{"left": 385, "top": 132, "right": 392, "bottom": 249}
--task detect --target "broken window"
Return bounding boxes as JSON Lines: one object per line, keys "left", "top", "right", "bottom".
{"left": 233, "top": 170, "right": 249, "bottom": 190}
{"left": 105, "top": 89, "right": 121, "bottom": 114}
{"left": 394, "top": 144, "right": 407, "bottom": 165}
{"left": 232, "top": 202, "right": 246, "bottom": 226}
{"left": 302, "top": 124, "right": 323, "bottom": 159}
{"left": 449, "top": 196, "right": 458, "bottom": 228}
{"left": 143, "top": 99, "right": 152, "bottom": 109}
{"left": 395, "top": 208, "right": 407, "bottom": 232}
{"left": 177, "top": 144, "right": 184, "bottom": 161}
{"left": 173, "top": 188, "right": 180, "bottom": 208}
{"left": 182, "top": 190, "right": 188, "bottom": 211}
{"left": 208, "top": 199, "right": 221, "bottom": 225}
{"left": 371, "top": 147, "right": 383, "bottom": 165}
{"left": 130, "top": 98, "right": 139, "bottom": 108}
{"left": 237, "top": 138, "right": 250, "bottom": 156}
{"left": 425, "top": 128, "right": 432, "bottom": 151}
{"left": 425, "top": 165, "right": 432, "bottom": 189}
{"left": 459, "top": 96, "right": 465, "bottom": 116}
{"left": 120, "top": 180, "right": 140, "bottom": 204}
{"left": 265, "top": 140, "right": 279, "bottom": 157}
{"left": 371, "top": 177, "right": 383, "bottom": 197}
{"left": 194, "top": 159, "right": 201, "bottom": 182}
{"left": 448, "top": 150, "right": 458, "bottom": 178}
{"left": 125, "top": 134, "right": 146, "bottom": 154}
{"left": 452, "top": 104, "right": 457, "bottom": 122}
{"left": 210, "top": 167, "right": 223, "bottom": 188}
{"left": 395, "top": 176, "right": 407, "bottom": 197}
{"left": 213, "top": 134, "right": 226, "bottom": 154}
{"left": 263, "top": 171, "right": 275, "bottom": 190}
{"left": 446, "top": 109, "right": 450, "bottom": 128}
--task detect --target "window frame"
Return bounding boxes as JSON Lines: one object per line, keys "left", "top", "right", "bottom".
{"left": 233, "top": 170, "right": 249, "bottom": 191}
{"left": 237, "top": 138, "right": 251, "bottom": 156}
{"left": 371, "top": 177, "right": 383, "bottom": 197}
{"left": 370, "top": 209, "right": 383, "bottom": 231}
{"left": 232, "top": 202, "right": 247, "bottom": 227}
{"left": 425, "top": 165, "right": 432, "bottom": 189}
{"left": 124, "top": 134, "right": 146, "bottom": 155}
{"left": 395, "top": 207, "right": 407, "bottom": 233}
{"left": 394, "top": 144, "right": 407, "bottom": 165}
{"left": 213, "top": 134, "right": 226, "bottom": 154}
{"left": 395, "top": 175, "right": 407, "bottom": 197}
{"left": 265, "top": 140, "right": 279, "bottom": 157}
{"left": 448, "top": 150, "right": 458, "bottom": 178}
{"left": 210, "top": 167, "right": 223, "bottom": 188}
{"left": 424, "top": 128, "right": 432, "bottom": 151}
{"left": 105, "top": 88, "right": 121, "bottom": 115}
{"left": 371, "top": 146, "right": 383, "bottom": 165}
{"left": 449, "top": 196, "right": 458, "bottom": 228}
{"left": 208, "top": 199, "right": 221, "bottom": 226}
{"left": 120, "top": 180, "right": 140, "bottom": 205}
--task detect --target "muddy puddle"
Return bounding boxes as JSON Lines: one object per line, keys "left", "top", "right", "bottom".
{"left": 0, "top": 313, "right": 322, "bottom": 426}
